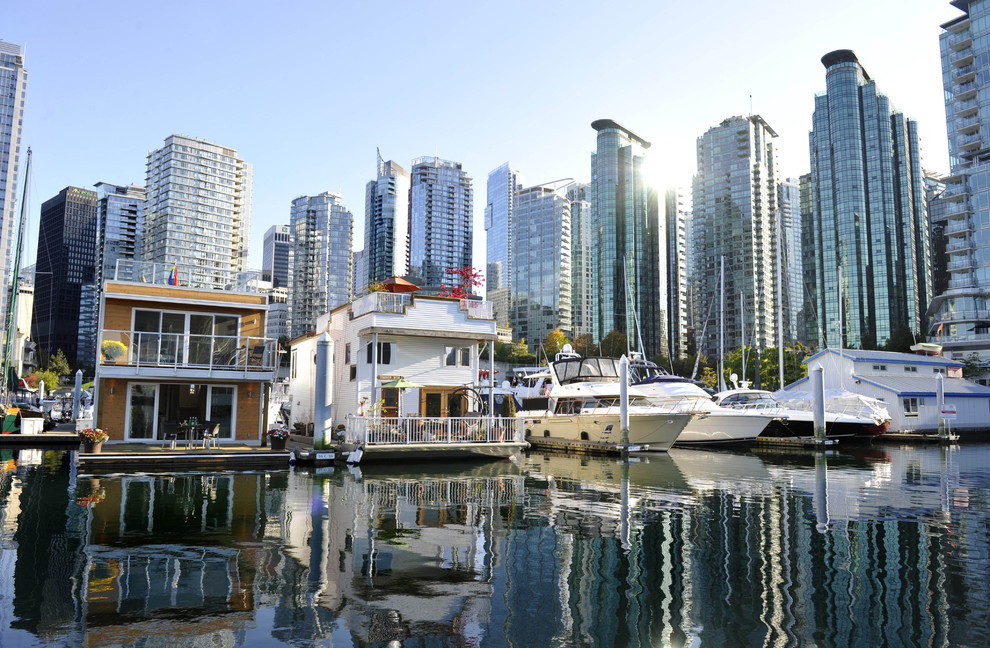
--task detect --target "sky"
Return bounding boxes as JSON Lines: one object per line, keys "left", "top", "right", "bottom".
{"left": 4, "top": 0, "right": 959, "bottom": 275}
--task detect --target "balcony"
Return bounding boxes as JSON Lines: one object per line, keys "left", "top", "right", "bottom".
{"left": 947, "top": 237, "right": 975, "bottom": 252}
{"left": 951, "top": 51, "right": 975, "bottom": 68}
{"left": 113, "top": 260, "right": 265, "bottom": 294}
{"left": 946, "top": 256, "right": 975, "bottom": 271}
{"left": 958, "top": 131, "right": 983, "bottom": 151}
{"left": 944, "top": 217, "right": 974, "bottom": 235}
{"left": 948, "top": 30, "right": 973, "bottom": 51}
{"left": 460, "top": 299, "right": 494, "bottom": 320}
{"left": 949, "top": 274, "right": 977, "bottom": 289}
{"left": 955, "top": 82, "right": 978, "bottom": 103}
{"left": 955, "top": 97, "right": 979, "bottom": 117}
{"left": 350, "top": 292, "right": 412, "bottom": 318}
{"left": 98, "top": 331, "right": 278, "bottom": 375}
{"left": 944, "top": 200, "right": 972, "bottom": 218}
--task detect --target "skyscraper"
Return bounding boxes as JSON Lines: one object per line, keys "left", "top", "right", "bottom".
{"left": 808, "top": 50, "right": 930, "bottom": 349}
{"left": 365, "top": 151, "right": 410, "bottom": 286}
{"left": 143, "top": 135, "right": 252, "bottom": 286}
{"left": 665, "top": 188, "right": 690, "bottom": 360}
{"left": 409, "top": 156, "right": 473, "bottom": 288}
{"left": 567, "top": 183, "right": 596, "bottom": 340}
{"left": 262, "top": 224, "right": 293, "bottom": 289}
{"left": 778, "top": 177, "right": 803, "bottom": 345}
{"left": 590, "top": 119, "right": 663, "bottom": 357}
{"left": 289, "top": 192, "right": 352, "bottom": 338}
{"left": 691, "top": 115, "right": 780, "bottom": 365}
{"left": 0, "top": 41, "right": 27, "bottom": 331}
{"left": 95, "top": 182, "right": 145, "bottom": 286}
{"left": 931, "top": 3, "right": 990, "bottom": 379}
{"left": 511, "top": 182, "right": 572, "bottom": 352}
{"left": 32, "top": 187, "right": 98, "bottom": 365}
{"left": 485, "top": 163, "right": 523, "bottom": 326}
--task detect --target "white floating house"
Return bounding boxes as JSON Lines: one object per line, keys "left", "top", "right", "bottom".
{"left": 783, "top": 349, "right": 990, "bottom": 434}
{"left": 288, "top": 292, "right": 499, "bottom": 429}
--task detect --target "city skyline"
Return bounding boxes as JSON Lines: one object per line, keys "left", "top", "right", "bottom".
{"left": 4, "top": 1, "right": 953, "bottom": 275}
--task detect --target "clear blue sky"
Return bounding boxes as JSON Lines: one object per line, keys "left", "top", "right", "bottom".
{"left": 5, "top": 0, "right": 956, "bottom": 273}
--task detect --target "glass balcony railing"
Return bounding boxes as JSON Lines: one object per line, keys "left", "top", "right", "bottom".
{"left": 350, "top": 292, "right": 413, "bottom": 318}
{"left": 945, "top": 218, "right": 974, "bottom": 235}
{"left": 460, "top": 299, "right": 494, "bottom": 320}
{"left": 112, "top": 260, "right": 266, "bottom": 294}
{"left": 98, "top": 331, "right": 278, "bottom": 372}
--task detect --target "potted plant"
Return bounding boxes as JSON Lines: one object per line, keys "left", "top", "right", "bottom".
{"left": 268, "top": 427, "right": 289, "bottom": 451}
{"left": 79, "top": 428, "right": 109, "bottom": 453}
{"left": 100, "top": 340, "right": 127, "bottom": 363}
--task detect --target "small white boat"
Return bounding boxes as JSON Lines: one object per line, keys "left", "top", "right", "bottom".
{"left": 714, "top": 387, "right": 890, "bottom": 438}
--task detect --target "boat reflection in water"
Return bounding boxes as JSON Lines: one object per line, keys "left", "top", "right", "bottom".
{"left": 0, "top": 445, "right": 987, "bottom": 647}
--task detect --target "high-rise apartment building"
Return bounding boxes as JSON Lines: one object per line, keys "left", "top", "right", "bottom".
{"left": 778, "top": 177, "right": 803, "bottom": 345}
{"left": 0, "top": 41, "right": 27, "bottom": 333}
{"left": 262, "top": 224, "right": 293, "bottom": 289}
{"left": 567, "top": 183, "right": 596, "bottom": 340}
{"left": 32, "top": 187, "right": 98, "bottom": 365}
{"left": 289, "top": 192, "right": 352, "bottom": 338}
{"left": 798, "top": 173, "right": 816, "bottom": 346}
{"left": 143, "top": 135, "right": 252, "bottom": 286}
{"left": 924, "top": 172, "right": 949, "bottom": 301}
{"left": 932, "top": 3, "right": 990, "bottom": 379}
{"left": 95, "top": 182, "right": 145, "bottom": 286}
{"left": 511, "top": 182, "right": 572, "bottom": 352}
{"left": 409, "top": 156, "right": 473, "bottom": 288}
{"left": 590, "top": 119, "right": 663, "bottom": 357}
{"left": 692, "top": 115, "right": 779, "bottom": 364}
{"left": 365, "top": 151, "right": 410, "bottom": 286}
{"left": 665, "top": 188, "right": 690, "bottom": 360}
{"left": 352, "top": 248, "right": 368, "bottom": 299}
{"left": 485, "top": 163, "right": 523, "bottom": 326}
{"left": 807, "top": 50, "right": 930, "bottom": 349}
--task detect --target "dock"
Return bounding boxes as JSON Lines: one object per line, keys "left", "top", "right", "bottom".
{"left": 0, "top": 432, "right": 81, "bottom": 446}
{"left": 76, "top": 444, "right": 293, "bottom": 473}
{"left": 526, "top": 435, "right": 640, "bottom": 455}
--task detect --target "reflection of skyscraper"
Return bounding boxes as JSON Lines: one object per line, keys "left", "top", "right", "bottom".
{"left": 289, "top": 192, "right": 352, "bottom": 337}
{"left": 808, "top": 50, "right": 930, "bottom": 349}
{"left": 591, "top": 119, "right": 663, "bottom": 356}
{"left": 365, "top": 151, "right": 410, "bottom": 285}
{"left": 485, "top": 163, "right": 523, "bottom": 326}
{"left": 0, "top": 41, "right": 28, "bottom": 333}
{"left": 409, "top": 156, "right": 473, "bottom": 288}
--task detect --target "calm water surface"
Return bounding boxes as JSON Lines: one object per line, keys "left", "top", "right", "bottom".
{"left": 0, "top": 444, "right": 987, "bottom": 647}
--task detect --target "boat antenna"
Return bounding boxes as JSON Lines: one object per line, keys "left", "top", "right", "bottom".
{"left": 3, "top": 148, "right": 30, "bottom": 404}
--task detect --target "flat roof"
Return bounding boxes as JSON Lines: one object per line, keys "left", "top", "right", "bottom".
{"left": 591, "top": 119, "right": 651, "bottom": 149}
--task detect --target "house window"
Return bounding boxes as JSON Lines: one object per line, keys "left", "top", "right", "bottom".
{"left": 933, "top": 367, "right": 945, "bottom": 374}
{"left": 460, "top": 347, "right": 471, "bottom": 367}
{"left": 290, "top": 349, "right": 297, "bottom": 379}
{"left": 366, "top": 342, "right": 392, "bottom": 365}
{"left": 903, "top": 397, "right": 923, "bottom": 417}
{"left": 904, "top": 366, "right": 918, "bottom": 373}
{"left": 872, "top": 364, "right": 887, "bottom": 371}
{"left": 445, "top": 346, "right": 457, "bottom": 366}
{"left": 345, "top": 343, "right": 351, "bottom": 364}
{"left": 349, "top": 365, "right": 357, "bottom": 381}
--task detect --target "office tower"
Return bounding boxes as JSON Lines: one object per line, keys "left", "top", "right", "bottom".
{"left": 94, "top": 182, "right": 145, "bottom": 285}
{"left": 485, "top": 163, "right": 523, "bottom": 326}
{"left": 31, "top": 187, "right": 98, "bottom": 365}
{"left": 0, "top": 41, "right": 27, "bottom": 332}
{"left": 143, "top": 135, "right": 252, "bottom": 285}
{"left": 289, "top": 192, "right": 352, "bottom": 338}
{"left": 691, "top": 115, "right": 779, "bottom": 363}
{"left": 933, "top": 4, "right": 990, "bottom": 377}
{"left": 567, "top": 183, "right": 596, "bottom": 340}
{"left": 365, "top": 151, "right": 410, "bottom": 285}
{"left": 409, "top": 156, "right": 473, "bottom": 288}
{"left": 511, "top": 182, "right": 572, "bottom": 352}
{"left": 262, "top": 224, "right": 293, "bottom": 289}
{"left": 808, "top": 50, "right": 931, "bottom": 350}
{"left": 266, "top": 287, "right": 289, "bottom": 342}
{"left": 778, "top": 177, "right": 803, "bottom": 344}
{"left": 924, "top": 172, "right": 949, "bottom": 299}
{"left": 665, "top": 188, "right": 690, "bottom": 360}
{"left": 590, "top": 119, "right": 664, "bottom": 357}
{"left": 352, "top": 248, "right": 368, "bottom": 298}
{"left": 798, "top": 173, "right": 817, "bottom": 346}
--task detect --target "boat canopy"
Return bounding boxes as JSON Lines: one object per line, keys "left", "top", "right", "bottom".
{"left": 552, "top": 357, "right": 622, "bottom": 385}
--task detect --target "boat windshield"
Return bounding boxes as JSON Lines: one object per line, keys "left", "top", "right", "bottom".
{"left": 720, "top": 392, "right": 778, "bottom": 409}
{"left": 552, "top": 357, "right": 621, "bottom": 384}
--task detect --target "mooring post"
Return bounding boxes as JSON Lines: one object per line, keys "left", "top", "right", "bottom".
{"left": 619, "top": 355, "right": 630, "bottom": 451}
{"left": 811, "top": 363, "right": 826, "bottom": 443}
{"left": 314, "top": 332, "right": 334, "bottom": 450}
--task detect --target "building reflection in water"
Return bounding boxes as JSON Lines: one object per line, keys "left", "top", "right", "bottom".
{"left": 0, "top": 445, "right": 985, "bottom": 647}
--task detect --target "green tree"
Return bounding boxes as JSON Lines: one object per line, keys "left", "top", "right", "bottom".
{"left": 699, "top": 366, "right": 719, "bottom": 390}
{"left": 883, "top": 324, "right": 920, "bottom": 352}
{"left": 542, "top": 329, "right": 571, "bottom": 360}
{"left": 758, "top": 344, "right": 812, "bottom": 391}
{"left": 494, "top": 341, "right": 512, "bottom": 362}
{"left": 598, "top": 330, "right": 628, "bottom": 357}
{"left": 49, "top": 349, "right": 71, "bottom": 378}
{"left": 571, "top": 333, "right": 597, "bottom": 357}
{"left": 962, "top": 352, "right": 982, "bottom": 379}
{"left": 499, "top": 393, "right": 517, "bottom": 417}
{"left": 36, "top": 369, "right": 60, "bottom": 392}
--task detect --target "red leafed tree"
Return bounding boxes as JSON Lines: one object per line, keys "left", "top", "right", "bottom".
{"left": 440, "top": 266, "right": 484, "bottom": 299}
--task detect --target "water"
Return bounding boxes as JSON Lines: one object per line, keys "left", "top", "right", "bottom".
{"left": 0, "top": 444, "right": 987, "bottom": 647}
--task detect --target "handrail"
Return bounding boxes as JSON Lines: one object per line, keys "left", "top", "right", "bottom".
{"left": 97, "top": 330, "right": 278, "bottom": 371}
{"left": 344, "top": 416, "right": 523, "bottom": 445}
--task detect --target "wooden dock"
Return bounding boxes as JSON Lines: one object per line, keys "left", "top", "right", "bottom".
{"left": 76, "top": 444, "right": 293, "bottom": 472}
{"left": 0, "top": 432, "right": 82, "bottom": 446}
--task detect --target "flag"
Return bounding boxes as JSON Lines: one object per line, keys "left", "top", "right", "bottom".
{"left": 167, "top": 264, "right": 178, "bottom": 286}
{"left": 937, "top": 322, "right": 943, "bottom": 340}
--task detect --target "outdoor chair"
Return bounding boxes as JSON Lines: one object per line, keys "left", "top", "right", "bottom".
{"left": 160, "top": 419, "right": 179, "bottom": 449}
{"left": 201, "top": 420, "right": 221, "bottom": 449}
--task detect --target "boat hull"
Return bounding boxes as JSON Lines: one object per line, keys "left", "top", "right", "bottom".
{"left": 675, "top": 412, "right": 775, "bottom": 445}
{"left": 522, "top": 411, "right": 692, "bottom": 452}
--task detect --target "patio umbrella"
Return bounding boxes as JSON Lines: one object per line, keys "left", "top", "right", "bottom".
{"left": 379, "top": 378, "right": 424, "bottom": 417}
{"left": 380, "top": 276, "right": 420, "bottom": 293}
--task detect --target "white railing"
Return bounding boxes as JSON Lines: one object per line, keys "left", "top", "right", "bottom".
{"left": 350, "top": 292, "right": 412, "bottom": 318}
{"left": 460, "top": 299, "right": 494, "bottom": 320}
{"left": 98, "top": 330, "right": 278, "bottom": 372}
{"left": 344, "top": 416, "right": 523, "bottom": 446}
{"left": 113, "top": 260, "right": 264, "bottom": 293}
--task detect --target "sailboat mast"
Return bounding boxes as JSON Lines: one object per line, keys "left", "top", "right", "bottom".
{"left": 740, "top": 291, "right": 745, "bottom": 383}
{"left": 776, "top": 209, "right": 785, "bottom": 390}
{"left": 718, "top": 256, "right": 726, "bottom": 392}
{"left": 3, "top": 147, "right": 30, "bottom": 401}
{"left": 837, "top": 264, "right": 843, "bottom": 390}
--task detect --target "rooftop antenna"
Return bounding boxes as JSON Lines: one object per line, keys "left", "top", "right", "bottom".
{"left": 749, "top": 94, "right": 753, "bottom": 116}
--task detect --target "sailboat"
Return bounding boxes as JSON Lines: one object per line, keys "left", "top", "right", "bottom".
{"left": 2, "top": 147, "right": 30, "bottom": 405}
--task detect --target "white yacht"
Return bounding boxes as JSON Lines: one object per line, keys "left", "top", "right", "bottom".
{"left": 628, "top": 358, "right": 776, "bottom": 445}
{"left": 518, "top": 351, "right": 693, "bottom": 451}
{"left": 714, "top": 384, "right": 890, "bottom": 438}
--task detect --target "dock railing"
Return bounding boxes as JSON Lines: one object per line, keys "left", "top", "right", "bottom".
{"left": 344, "top": 416, "right": 523, "bottom": 446}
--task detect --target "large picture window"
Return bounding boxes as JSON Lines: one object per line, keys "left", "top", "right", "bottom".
{"left": 133, "top": 309, "right": 241, "bottom": 367}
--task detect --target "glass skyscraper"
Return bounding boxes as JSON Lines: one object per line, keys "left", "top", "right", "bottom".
{"left": 0, "top": 41, "right": 27, "bottom": 336}
{"left": 692, "top": 115, "right": 780, "bottom": 364}
{"left": 143, "top": 135, "right": 252, "bottom": 287}
{"left": 590, "top": 119, "right": 663, "bottom": 357}
{"left": 511, "top": 182, "right": 572, "bottom": 352}
{"left": 262, "top": 224, "right": 293, "bottom": 289}
{"left": 807, "top": 50, "right": 931, "bottom": 350}
{"left": 567, "top": 183, "right": 595, "bottom": 340}
{"left": 32, "top": 187, "right": 98, "bottom": 365}
{"left": 409, "top": 156, "right": 473, "bottom": 288}
{"left": 665, "top": 188, "right": 690, "bottom": 360}
{"left": 778, "top": 177, "right": 803, "bottom": 344}
{"left": 365, "top": 151, "right": 410, "bottom": 286}
{"left": 932, "top": 3, "right": 990, "bottom": 379}
{"left": 485, "top": 163, "right": 523, "bottom": 326}
{"left": 289, "top": 192, "right": 352, "bottom": 338}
